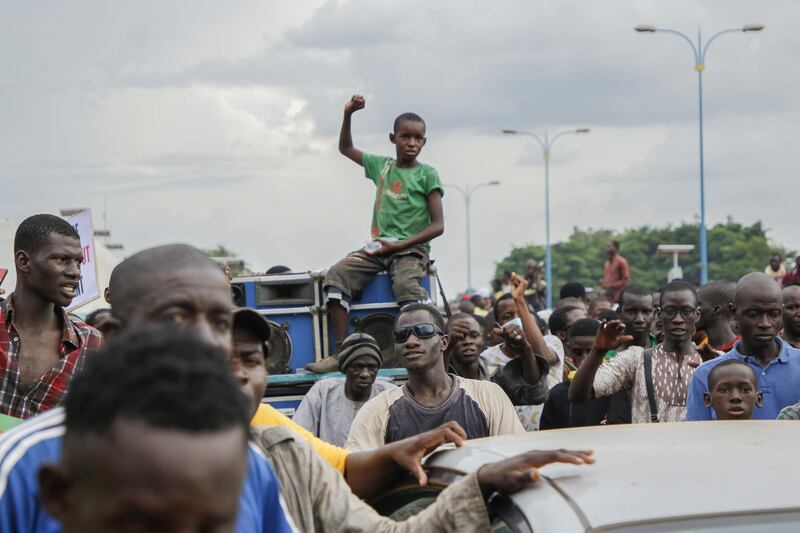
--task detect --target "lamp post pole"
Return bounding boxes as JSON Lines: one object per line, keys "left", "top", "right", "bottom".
{"left": 445, "top": 181, "right": 501, "bottom": 291}
{"left": 635, "top": 23, "right": 764, "bottom": 284}
{"left": 502, "top": 128, "right": 590, "bottom": 308}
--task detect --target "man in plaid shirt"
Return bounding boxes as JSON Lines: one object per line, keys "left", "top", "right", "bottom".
{"left": 0, "top": 214, "right": 102, "bottom": 419}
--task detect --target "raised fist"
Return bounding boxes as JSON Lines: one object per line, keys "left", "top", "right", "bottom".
{"left": 345, "top": 94, "right": 366, "bottom": 114}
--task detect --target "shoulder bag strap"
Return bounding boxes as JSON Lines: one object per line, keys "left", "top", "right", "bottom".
{"left": 643, "top": 348, "right": 659, "bottom": 423}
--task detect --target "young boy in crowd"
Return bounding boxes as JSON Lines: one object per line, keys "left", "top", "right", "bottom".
{"left": 703, "top": 359, "right": 763, "bottom": 421}
{"left": 540, "top": 319, "right": 629, "bottom": 429}
{"left": 308, "top": 95, "right": 444, "bottom": 372}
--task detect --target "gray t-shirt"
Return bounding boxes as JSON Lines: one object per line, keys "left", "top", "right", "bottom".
{"left": 346, "top": 375, "right": 525, "bottom": 452}
{"left": 293, "top": 378, "right": 398, "bottom": 447}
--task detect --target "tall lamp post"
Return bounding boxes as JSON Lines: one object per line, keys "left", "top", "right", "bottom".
{"left": 502, "top": 128, "right": 590, "bottom": 309}
{"left": 635, "top": 23, "right": 764, "bottom": 284}
{"left": 445, "top": 181, "right": 501, "bottom": 291}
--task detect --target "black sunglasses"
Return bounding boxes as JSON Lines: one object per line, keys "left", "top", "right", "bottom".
{"left": 393, "top": 323, "right": 444, "bottom": 343}
{"left": 659, "top": 306, "right": 697, "bottom": 319}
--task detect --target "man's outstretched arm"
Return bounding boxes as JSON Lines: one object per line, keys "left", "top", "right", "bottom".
{"left": 339, "top": 94, "right": 366, "bottom": 165}
{"left": 345, "top": 421, "right": 466, "bottom": 500}
{"left": 569, "top": 319, "right": 632, "bottom": 403}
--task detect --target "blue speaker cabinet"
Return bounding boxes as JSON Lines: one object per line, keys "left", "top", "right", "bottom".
{"left": 322, "top": 270, "right": 437, "bottom": 366}
{"left": 231, "top": 272, "right": 324, "bottom": 373}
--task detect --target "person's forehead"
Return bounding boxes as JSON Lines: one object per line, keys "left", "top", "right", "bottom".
{"left": 144, "top": 267, "right": 230, "bottom": 304}
{"left": 783, "top": 287, "right": 800, "bottom": 303}
{"left": 662, "top": 290, "right": 696, "bottom": 306}
{"left": 713, "top": 366, "right": 757, "bottom": 385}
{"left": 453, "top": 316, "right": 480, "bottom": 330}
{"left": 569, "top": 335, "right": 595, "bottom": 346}
{"left": 349, "top": 354, "right": 379, "bottom": 367}
{"left": 622, "top": 293, "right": 653, "bottom": 308}
{"left": 497, "top": 299, "right": 517, "bottom": 313}
{"left": 396, "top": 120, "right": 425, "bottom": 134}
{"left": 40, "top": 232, "right": 82, "bottom": 253}
{"left": 232, "top": 324, "right": 262, "bottom": 345}
{"left": 397, "top": 309, "right": 435, "bottom": 326}
{"left": 738, "top": 287, "right": 782, "bottom": 308}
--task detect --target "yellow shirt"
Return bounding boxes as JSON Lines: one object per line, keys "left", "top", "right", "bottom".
{"left": 251, "top": 403, "right": 349, "bottom": 473}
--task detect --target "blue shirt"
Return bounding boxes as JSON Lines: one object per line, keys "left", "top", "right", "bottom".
{"left": 0, "top": 408, "right": 297, "bottom": 533}
{"left": 686, "top": 339, "right": 800, "bottom": 420}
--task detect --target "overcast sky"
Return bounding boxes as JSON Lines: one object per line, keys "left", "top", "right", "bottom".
{"left": 2, "top": 0, "right": 797, "bottom": 294}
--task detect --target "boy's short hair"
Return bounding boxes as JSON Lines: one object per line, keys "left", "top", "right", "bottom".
{"left": 393, "top": 112, "right": 426, "bottom": 133}
{"left": 65, "top": 326, "right": 250, "bottom": 439}
{"left": 569, "top": 318, "right": 600, "bottom": 339}
{"left": 660, "top": 279, "right": 697, "bottom": 307}
{"left": 707, "top": 359, "right": 758, "bottom": 390}
{"left": 14, "top": 214, "right": 80, "bottom": 254}
{"left": 394, "top": 302, "right": 445, "bottom": 331}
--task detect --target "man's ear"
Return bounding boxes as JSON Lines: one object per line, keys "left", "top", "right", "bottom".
{"left": 755, "top": 391, "right": 764, "bottom": 408}
{"left": 103, "top": 287, "right": 111, "bottom": 304}
{"left": 389, "top": 132, "right": 396, "bottom": 144}
{"left": 439, "top": 333, "right": 450, "bottom": 353}
{"left": 15, "top": 250, "right": 31, "bottom": 274}
{"left": 38, "top": 463, "right": 72, "bottom": 523}
{"left": 556, "top": 331, "right": 568, "bottom": 343}
{"left": 703, "top": 392, "right": 712, "bottom": 408}
{"left": 729, "top": 303, "right": 736, "bottom": 316}
{"left": 100, "top": 315, "right": 124, "bottom": 338}
{"left": 712, "top": 304, "right": 721, "bottom": 317}
{"left": 420, "top": 136, "right": 427, "bottom": 147}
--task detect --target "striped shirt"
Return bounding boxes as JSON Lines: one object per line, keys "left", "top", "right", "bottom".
{"left": 0, "top": 408, "right": 298, "bottom": 532}
{"left": 0, "top": 297, "right": 103, "bottom": 419}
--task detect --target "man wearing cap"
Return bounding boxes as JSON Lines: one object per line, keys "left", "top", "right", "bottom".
{"left": 293, "top": 333, "right": 398, "bottom": 446}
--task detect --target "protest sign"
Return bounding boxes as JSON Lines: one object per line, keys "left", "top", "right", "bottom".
{"left": 61, "top": 209, "right": 100, "bottom": 311}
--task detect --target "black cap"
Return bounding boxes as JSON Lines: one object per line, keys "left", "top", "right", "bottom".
{"left": 232, "top": 307, "right": 271, "bottom": 342}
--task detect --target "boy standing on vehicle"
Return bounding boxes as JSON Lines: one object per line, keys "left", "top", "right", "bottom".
{"left": 307, "top": 95, "right": 444, "bottom": 373}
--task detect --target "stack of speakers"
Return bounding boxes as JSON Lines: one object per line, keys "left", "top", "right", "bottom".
{"left": 232, "top": 269, "right": 437, "bottom": 375}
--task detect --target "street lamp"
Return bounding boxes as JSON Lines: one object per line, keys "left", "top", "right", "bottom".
{"left": 445, "top": 181, "right": 501, "bottom": 291}
{"left": 635, "top": 23, "right": 764, "bottom": 284}
{"left": 502, "top": 128, "right": 590, "bottom": 309}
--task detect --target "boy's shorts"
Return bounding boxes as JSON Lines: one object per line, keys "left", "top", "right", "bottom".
{"left": 323, "top": 245, "right": 430, "bottom": 308}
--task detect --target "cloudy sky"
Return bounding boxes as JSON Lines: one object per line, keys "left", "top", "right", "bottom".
{"left": 2, "top": 0, "right": 797, "bottom": 294}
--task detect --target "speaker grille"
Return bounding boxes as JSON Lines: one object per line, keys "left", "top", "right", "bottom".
{"left": 352, "top": 313, "right": 398, "bottom": 368}
{"left": 266, "top": 320, "right": 292, "bottom": 375}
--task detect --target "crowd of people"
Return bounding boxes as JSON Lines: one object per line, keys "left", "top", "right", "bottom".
{"left": 1, "top": 96, "right": 797, "bottom": 531}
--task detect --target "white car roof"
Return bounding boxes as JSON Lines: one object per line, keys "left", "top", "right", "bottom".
{"left": 426, "top": 421, "right": 800, "bottom": 531}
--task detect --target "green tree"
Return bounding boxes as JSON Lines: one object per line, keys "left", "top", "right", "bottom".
{"left": 204, "top": 245, "right": 247, "bottom": 277}
{"left": 495, "top": 219, "right": 792, "bottom": 293}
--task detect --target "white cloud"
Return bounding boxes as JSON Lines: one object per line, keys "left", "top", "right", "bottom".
{"left": 1, "top": 0, "right": 797, "bottom": 297}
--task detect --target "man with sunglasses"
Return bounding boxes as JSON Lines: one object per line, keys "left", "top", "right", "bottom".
{"left": 346, "top": 303, "right": 524, "bottom": 451}
{"left": 569, "top": 280, "right": 703, "bottom": 423}
{"left": 686, "top": 272, "right": 800, "bottom": 420}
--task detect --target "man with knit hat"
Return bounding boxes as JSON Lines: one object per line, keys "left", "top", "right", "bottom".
{"left": 294, "top": 332, "right": 398, "bottom": 446}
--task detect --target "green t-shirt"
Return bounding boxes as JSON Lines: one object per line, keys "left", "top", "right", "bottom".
{"left": 363, "top": 153, "right": 443, "bottom": 249}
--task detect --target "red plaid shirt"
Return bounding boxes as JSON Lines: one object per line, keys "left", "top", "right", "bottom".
{"left": 0, "top": 296, "right": 103, "bottom": 419}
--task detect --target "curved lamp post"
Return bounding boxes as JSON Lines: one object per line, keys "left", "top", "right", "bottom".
{"left": 502, "top": 128, "right": 590, "bottom": 308}
{"left": 445, "top": 181, "right": 501, "bottom": 291}
{"left": 635, "top": 23, "right": 764, "bottom": 283}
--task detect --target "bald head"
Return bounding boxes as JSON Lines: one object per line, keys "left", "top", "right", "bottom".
{"left": 784, "top": 285, "right": 800, "bottom": 300}
{"left": 734, "top": 272, "right": 782, "bottom": 308}
{"left": 698, "top": 282, "right": 735, "bottom": 316}
{"left": 109, "top": 244, "right": 228, "bottom": 323}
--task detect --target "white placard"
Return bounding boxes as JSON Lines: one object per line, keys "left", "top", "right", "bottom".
{"left": 64, "top": 210, "right": 99, "bottom": 311}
